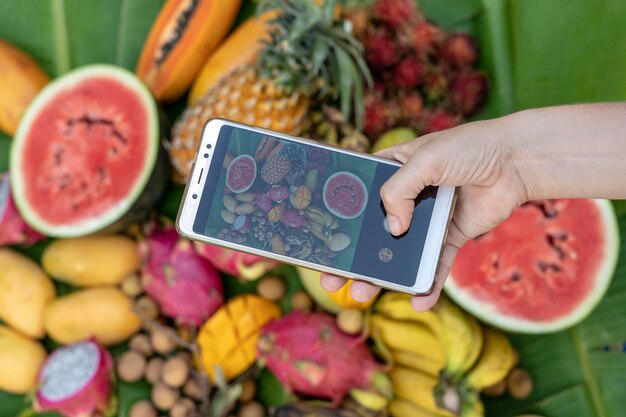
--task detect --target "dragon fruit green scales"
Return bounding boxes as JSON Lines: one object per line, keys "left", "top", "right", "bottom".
{"left": 257, "top": 311, "right": 391, "bottom": 405}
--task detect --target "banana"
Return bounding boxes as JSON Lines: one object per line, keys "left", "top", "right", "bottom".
{"left": 462, "top": 397, "right": 485, "bottom": 417}
{"left": 375, "top": 292, "right": 446, "bottom": 341}
{"left": 349, "top": 389, "right": 388, "bottom": 412}
{"left": 390, "top": 349, "right": 445, "bottom": 377}
{"left": 465, "top": 327, "right": 517, "bottom": 390}
{"left": 0, "top": 40, "right": 49, "bottom": 135}
{"left": 389, "top": 399, "right": 440, "bottom": 417}
{"left": 389, "top": 367, "right": 454, "bottom": 417}
{"left": 308, "top": 221, "right": 333, "bottom": 242}
{"left": 460, "top": 313, "right": 484, "bottom": 373}
{"left": 432, "top": 298, "right": 482, "bottom": 376}
{"left": 369, "top": 314, "right": 445, "bottom": 362}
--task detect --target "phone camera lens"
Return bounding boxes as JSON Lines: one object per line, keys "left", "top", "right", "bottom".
{"left": 206, "top": 144, "right": 212, "bottom": 149}
{"left": 203, "top": 153, "right": 209, "bottom": 158}
{"left": 192, "top": 194, "right": 198, "bottom": 199}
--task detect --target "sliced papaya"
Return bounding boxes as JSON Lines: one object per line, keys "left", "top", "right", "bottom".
{"left": 136, "top": 0, "right": 242, "bottom": 101}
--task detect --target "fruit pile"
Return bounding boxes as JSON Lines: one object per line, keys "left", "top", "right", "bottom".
{"left": 347, "top": 0, "right": 488, "bottom": 140}
{"left": 0, "top": 0, "right": 620, "bottom": 417}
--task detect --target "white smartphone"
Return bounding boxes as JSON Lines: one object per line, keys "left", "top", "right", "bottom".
{"left": 176, "top": 118, "right": 456, "bottom": 295}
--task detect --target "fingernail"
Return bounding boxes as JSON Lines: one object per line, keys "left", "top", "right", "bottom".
{"left": 386, "top": 215, "right": 402, "bottom": 235}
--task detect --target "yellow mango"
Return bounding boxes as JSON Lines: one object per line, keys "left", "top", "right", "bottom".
{"left": 0, "top": 249, "right": 56, "bottom": 338}
{"left": 197, "top": 294, "right": 281, "bottom": 381}
{"left": 0, "top": 325, "right": 47, "bottom": 394}
{"left": 42, "top": 235, "right": 141, "bottom": 286}
{"left": 44, "top": 287, "right": 141, "bottom": 346}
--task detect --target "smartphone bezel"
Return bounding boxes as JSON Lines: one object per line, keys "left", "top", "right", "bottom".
{"left": 176, "top": 118, "right": 455, "bottom": 295}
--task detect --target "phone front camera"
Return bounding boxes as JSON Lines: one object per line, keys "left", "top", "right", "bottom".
{"left": 192, "top": 194, "right": 198, "bottom": 199}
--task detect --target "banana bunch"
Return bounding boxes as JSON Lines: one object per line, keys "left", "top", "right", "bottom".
{"left": 306, "top": 207, "right": 339, "bottom": 242}
{"left": 371, "top": 293, "right": 519, "bottom": 417}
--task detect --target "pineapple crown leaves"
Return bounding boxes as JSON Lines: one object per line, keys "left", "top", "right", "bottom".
{"left": 256, "top": 0, "right": 373, "bottom": 129}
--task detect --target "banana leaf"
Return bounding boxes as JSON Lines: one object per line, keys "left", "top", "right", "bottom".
{"left": 2, "top": 0, "right": 626, "bottom": 417}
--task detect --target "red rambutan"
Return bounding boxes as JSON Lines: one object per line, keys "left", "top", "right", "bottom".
{"left": 423, "top": 66, "right": 450, "bottom": 101}
{"left": 411, "top": 21, "right": 442, "bottom": 55}
{"left": 372, "top": 0, "right": 418, "bottom": 29}
{"left": 440, "top": 34, "right": 478, "bottom": 67}
{"left": 451, "top": 71, "right": 488, "bottom": 116}
{"left": 364, "top": 95, "right": 397, "bottom": 139}
{"left": 364, "top": 30, "right": 399, "bottom": 68}
{"left": 399, "top": 94, "right": 424, "bottom": 120}
{"left": 393, "top": 58, "right": 424, "bottom": 89}
{"left": 421, "top": 108, "right": 462, "bottom": 133}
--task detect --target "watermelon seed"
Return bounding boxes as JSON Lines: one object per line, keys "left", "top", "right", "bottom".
{"left": 546, "top": 234, "right": 565, "bottom": 259}
{"left": 511, "top": 273, "right": 521, "bottom": 282}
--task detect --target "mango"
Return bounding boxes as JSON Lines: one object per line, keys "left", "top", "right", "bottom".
{"left": 0, "top": 249, "right": 56, "bottom": 338}
{"left": 42, "top": 234, "right": 141, "bottom": 286}
{"left": 0, "top": 325, "right": 47, "bottom": 394}
{"left": 44, "top": 287, "right": 142, "bottom": 346}
{"left": 197, "top": 294, "right": 281, "bottom": 381}
{"left": 0, "top": 40, "right": 49, "bottom": 135}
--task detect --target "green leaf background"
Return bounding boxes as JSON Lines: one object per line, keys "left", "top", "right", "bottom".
{"left": 1, "top": 0, "right": 626, "bottom": 416}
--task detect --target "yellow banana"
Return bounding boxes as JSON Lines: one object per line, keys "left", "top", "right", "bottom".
{"left": 389, "top": 367, "right": 454, "bottom": 417}
{"left": 350, "top": 389, "right": 388, "bottom": 412}
{"left": 390, "top": 349, "right": 445, "bottom": 377}
{"left": 462, "top": 397, "right": 485, "bottom": 417}
{"left": 375, "top": 292, "right": 446, "bottom": 341}
{"left": 465, "top": 327, "right": 517, "bottom": 390}
{"left": 389, "top": 399, "right": 440, "bottom": 417}
{"left": 370, "top": 314, "right": 445, "bottom": 362}
{"left": 432, "top": 298, "right": 481, "bottom": 375}
{"left": 460, "top": 313, "right": 484, "bottom": 373}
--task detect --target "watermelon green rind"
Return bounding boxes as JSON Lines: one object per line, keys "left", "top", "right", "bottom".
{"left": 10, "top": 64, "right": 160, "bottom": 237}
{"left": 444, "top": 199, "right": 620, "bottom": 334}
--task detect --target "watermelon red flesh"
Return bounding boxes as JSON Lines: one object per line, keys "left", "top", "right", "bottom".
{"left": 323, "top": 172, "right": 368, "bottom": 219}
{"left": 22, "top": 78, "right": 148, "bottom": 223}
{"left": 446, "top": 199, "right": 619, "bottom": 333}
{"left": 11, "top": 65, "right": 159, "bottom": 237}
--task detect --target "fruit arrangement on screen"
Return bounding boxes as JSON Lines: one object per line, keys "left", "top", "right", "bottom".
{"left": 212, "top": 133, "right": 373, "bottom": 271}
{"left": 0, "top": 0, "right": 619, "bottom": 417}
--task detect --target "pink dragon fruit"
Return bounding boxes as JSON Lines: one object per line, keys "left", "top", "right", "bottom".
{"left": 0, "top": 172, "right": 44, "bottom": 246}
{"left": 195, "top": 242, "right": 280, "bottom": 281}
{"left": 35, "top": 339, "right": 113, "bottom": 417}
{"left": 267, "top": 185, "right": 289, "bottom": 202}
{"left": 257, "top": 311, "right": 392, "bottom": 405}
{"left": 281, "top": 209, "right": 307, "bottom": 228}
{"left": 141, "top": 227, "right": 223, "bottom": 326}
{"left": 256, "top": 192, "right": 274, "bottom": 212}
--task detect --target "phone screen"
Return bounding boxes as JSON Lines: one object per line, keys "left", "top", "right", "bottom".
{"left": 193, "top": 124, "right": 437, "bottom": 287}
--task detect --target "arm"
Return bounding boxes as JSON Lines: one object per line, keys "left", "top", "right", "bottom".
{"left": 321, "top": 102, "right": 626, "bottom": 310}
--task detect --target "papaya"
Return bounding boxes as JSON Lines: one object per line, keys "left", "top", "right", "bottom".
{"left": 0, "top": 325, "right": 47, "bottom": 394}
{"left": 136, "top": 0, "right": 242, "bottom": 101}
{"left": 197, "top": 294, "right": 280, "bottom": 381}
{"left": 42, "top": 234, "right": 141, "bottom": 287}
{"left": 0, "top": 40, "right": 49, "bottom": 135}
{"left": 44, "top": 287, "right": 142, "bottom": 346}
{"left": 188, "top": 10, "right": 278, "bottom": 104}
{"left": 0, "top": 249, "right": 56, "bottom": 338}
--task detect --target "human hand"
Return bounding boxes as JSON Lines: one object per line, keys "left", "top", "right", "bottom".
{"left": 321, "top": 115, "right": 532, "bottom": 311}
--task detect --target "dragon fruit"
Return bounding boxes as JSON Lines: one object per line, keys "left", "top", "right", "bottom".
{"left": 256, "top": 192, "right": 274, "bottom": 212}
{"left": 281, "top": 209, "right": 307, "bottom": 228}
{"left": 35, "top": 339, "right": 112, "bottom": 417}
{"left": 257, "top": 311, "right": 391, "bottom": 405}
{"left": 141, "top": 227, "right": 223, "bottom": 326}
{"left": 0, "top": 172, "right": 44, "bottom": 246}
{"left": 195, "top": 242, "right": 279, "bottom": 281}
{"left": 267, "top": 185, "right": 289, "bottom": 203}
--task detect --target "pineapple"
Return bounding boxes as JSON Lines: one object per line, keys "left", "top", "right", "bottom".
{"left": 260, "top": 143, "right": 307, "bottom": 185}
{"left": 169, "top": 0, "right": 371, "bottom": 181}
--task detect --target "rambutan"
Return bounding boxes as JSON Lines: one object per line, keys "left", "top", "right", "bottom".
{"left": 372, "top": 0, "right": 418, "bottom": 29}
{"left": 393, "top": 57, "right": 424, "bottom": 89}
{"left": 451, "top": 71, "right": 488, "bottom": 116}
{"left": 364, "top": 95, "right": 396, "bottom": 139}
{"left": 421, "top": 108, "right": 462, "bottom": 133}
{"left": 364, "top": 30, "right": 399, "bottom": 68}
{"left": 440, "top": 34, "right": 478, "bottom": 67}
{"left": 411, "top": 21, "right": 442, "bottom": 55}
{"left": 399, "top": 94, "right": 424, "bottom": 120}
{"left": 423, "top": 66, "right": 450, "bottom": 101}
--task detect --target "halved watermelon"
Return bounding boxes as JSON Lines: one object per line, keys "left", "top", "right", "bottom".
{"left": 10, "top": 65, "right": 166, "bottom": 237}
{"left": 445, "top": 199, "right": 619, "bottom": 334}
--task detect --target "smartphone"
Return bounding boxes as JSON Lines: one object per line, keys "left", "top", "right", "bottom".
{"left": 176, "top": 118, "right": 456, "bottom": 295}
